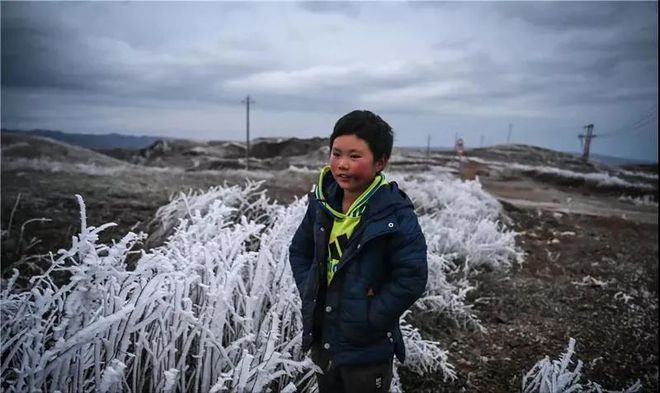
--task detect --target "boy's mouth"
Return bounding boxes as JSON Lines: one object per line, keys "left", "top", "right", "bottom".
{"left": 336, "top": 174, "right": 352, "bottom": 182}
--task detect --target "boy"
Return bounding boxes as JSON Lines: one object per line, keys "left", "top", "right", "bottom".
{"left": 289, "top": 110, "right": 428, "bottom": 393}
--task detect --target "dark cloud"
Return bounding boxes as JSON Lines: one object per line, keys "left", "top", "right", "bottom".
{"left": 1, "top": 24, "right": 124, "bottom": 93}
{"left": 494, "top": 2, "right": 634, "bottom": 31}
{"left": 0, "top": 1, "right": 656, "bottom": 160}
{"left": 1, "top": 2, "right": 272, "bottom": 106}
{"left": 561, "top": 26, "right": 657, "bottom": 74}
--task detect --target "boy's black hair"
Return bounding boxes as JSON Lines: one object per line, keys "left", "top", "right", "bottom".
{"left": 330, "top": 110, "right": 394, "bottom": 161}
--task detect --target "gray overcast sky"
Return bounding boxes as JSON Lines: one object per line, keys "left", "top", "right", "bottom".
{"left": 1, "top": 1, "right": 658, "bottom": 161}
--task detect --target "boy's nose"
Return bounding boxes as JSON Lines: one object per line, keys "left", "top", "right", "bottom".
{"left": 338, "top": 158, "right": 349, "bottom": 169}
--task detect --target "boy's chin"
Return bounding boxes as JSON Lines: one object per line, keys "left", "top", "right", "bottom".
{"left": 333, "top": 175, "right": 370, "bottom": 194}
{"left": 337, "top": 183, "right": 367, "bottom": 194}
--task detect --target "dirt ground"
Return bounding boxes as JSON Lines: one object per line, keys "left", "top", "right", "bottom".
{"left": 1, "top": 163, "right": 657, "bottom": 392}
{"left": 1, "top": 168, "right": 317, "bottom": 282}
{"left": 400, "top": 206, "right": 658, "bottom": 392}
{"left": 396, "top": 168, "right": 658, "bottom": 392}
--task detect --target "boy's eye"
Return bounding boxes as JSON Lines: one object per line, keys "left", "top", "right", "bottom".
{"left": 350, "top": 155, "right": 360, "bottom": 159}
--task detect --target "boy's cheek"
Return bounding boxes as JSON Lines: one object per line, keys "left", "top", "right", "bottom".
{"left": 329, "top": 158, "right": 339, "bottom": 172}
{"left": 349, "top": 161, "right": 374, "bottom": 180}
{"left": 329, "top": 158, "right": 376, "bottom": 186}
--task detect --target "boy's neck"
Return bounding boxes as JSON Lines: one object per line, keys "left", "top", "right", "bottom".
{"left": 341, "top": 186, "right": 368, "bottom": 213}
{"left": 342, "top": 193, "right": 357, "bottom": 214}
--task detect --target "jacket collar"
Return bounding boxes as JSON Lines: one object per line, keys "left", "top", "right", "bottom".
{"left": 313, "top": 167, "right": 413, "bottom": 221}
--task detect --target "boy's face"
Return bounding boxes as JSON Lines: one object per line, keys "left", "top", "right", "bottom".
{"left": 330, "top": 134, "right": 387, "bottom": 195}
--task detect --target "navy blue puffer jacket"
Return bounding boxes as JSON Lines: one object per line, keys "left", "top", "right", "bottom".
{"left": 289, "top": 171, "right": 428, "bottom": 367}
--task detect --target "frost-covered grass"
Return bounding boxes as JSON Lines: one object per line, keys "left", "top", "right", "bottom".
{"left": 522, "top": 338, "right": 642, "bottom": 393}
{"left": 392, "top": 170, "right": 522, "bottom": 330}
{"left": 1, "top": 172, "right": 520, "bottom": 392}
{"left": 507, "top": 163, "right": 655, "bottom": 190}
{"left": 2, "top": 157, "right": 134, "bottom": 176}
{"left": 614, "top": 168, "right": 658, "bottom": 181}
{"left": 286, "top": 165, "right": 317, "bottom": 174}
{"left": 617, "top": 195, "right": 658, "bottom": 207}
{"left": 2, "top": 157, "right": 276, "bottom": 180}
{"left": 468, "top": 157, "right": 656, "bottom": 191}
{"left": 146, "top": 180, "right": 275, "bottom": 248}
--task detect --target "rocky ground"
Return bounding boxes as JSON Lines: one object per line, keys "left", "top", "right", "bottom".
{"left": 1, "top": 133, "right": 657, "bottom": 392}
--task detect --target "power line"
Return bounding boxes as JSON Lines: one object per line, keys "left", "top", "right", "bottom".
{"left": 599, "top": 113, "right": 657, "bottom": 138}
{"left": 598, "top": 106, "right": 658, "bottom": 138}
{"left": 426, "top": 134, "right": 431, "bottom": 158}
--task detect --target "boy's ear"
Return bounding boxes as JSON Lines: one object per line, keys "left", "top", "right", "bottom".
{"left": 375, "top": 156, "right": 388, "bottom": 172}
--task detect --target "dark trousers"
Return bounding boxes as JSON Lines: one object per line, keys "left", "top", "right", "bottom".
{"left": 316, "top": 360, "right": 393, "bottom": 393}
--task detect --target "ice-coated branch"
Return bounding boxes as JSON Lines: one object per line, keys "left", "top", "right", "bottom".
{"left": 522, "top": 338, "right": 642, "bottom": 393}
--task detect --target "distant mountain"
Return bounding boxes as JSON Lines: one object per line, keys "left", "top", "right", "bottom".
{"left": 1, "top": 129, "right": 161, "bottom": 150}
{"left": 1, "top": 131, "right": 130, "bottom": 166}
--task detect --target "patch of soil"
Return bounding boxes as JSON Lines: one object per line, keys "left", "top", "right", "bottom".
{"left": 1, "top": 167, "right": 316, "bottom": 287}
{"left": 400, "top": 206, "right": 658, "bottom": 392}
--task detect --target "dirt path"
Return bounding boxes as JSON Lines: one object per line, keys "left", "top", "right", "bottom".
{"left": 481, "top": 177, "right": 658, "bottom": 225}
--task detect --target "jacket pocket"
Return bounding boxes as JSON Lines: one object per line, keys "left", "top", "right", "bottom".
{"left": 341, "top": 293, "right": 386, "bottom": 348}
{"left": 366, "top": 294, "right": 391, "bottom": 339}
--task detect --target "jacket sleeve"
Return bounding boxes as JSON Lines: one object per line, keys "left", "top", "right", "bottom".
{"left": 368, "top": 209, "right": 428, "bottom": 330}
{"left": 289, "top": 198, "right": 316, "bottom": 296}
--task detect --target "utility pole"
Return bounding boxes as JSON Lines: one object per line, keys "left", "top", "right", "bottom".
{"left": 507, "top": 123, "right": 512, "bottom": 144}
{"left": 578, "top": 124, "right": 596, "bottom": 161}
{"left": 241, "top": 95, "right": 255, "bottom": 170}
{"left": 426, "top": 134, "right": 431, "bottom": 158}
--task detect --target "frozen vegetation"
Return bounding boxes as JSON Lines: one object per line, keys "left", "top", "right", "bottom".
{"left": 617, "top": 194, "right": 658, "bottom": 207}
{"left": 613, "top": 168, "right": 659, "bottom": 181}
{"left": 468, "top": 157, "right": 656, "bottom": 190}
{"left": 522, "top": 338, "right": 642, "bottom": 393}
{"left": 1, "top": 157, "right": 276, "bottom": 180}
{"left": 1, "top": 169, "right": 636, "bottom": 392}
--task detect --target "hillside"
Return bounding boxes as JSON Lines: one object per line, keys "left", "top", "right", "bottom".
{"left": 97, "top": 137, "right": 330, "bottom": 170}
{"left": 1, "top": 132, "right": 130, "bottom": 167}
{"left": 2, "top": 128, "right": 161, "bottom": 150}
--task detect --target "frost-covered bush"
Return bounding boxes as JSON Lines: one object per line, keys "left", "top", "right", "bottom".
{"left": 146, "top": 180, "right": 276, "bottom": 248}
{"left": 1, "top": 195, "right": 146, "bottom": 393}
{"left": 2, "top": 172, "right": 521, "bottom": 392}
{"left": 1, "top": 193, "right": 315, "bottom": 392}
{"left": 522, "top": 338, "right": 642, "bottom": 393}
{"left": 393, "top": 170, "right": 521, "bottom": 271}
{"left": 391, "top": 170, "right": 522, "bottom": 329}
